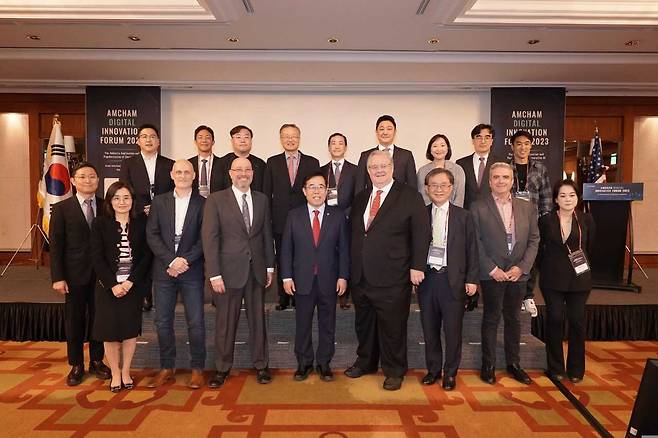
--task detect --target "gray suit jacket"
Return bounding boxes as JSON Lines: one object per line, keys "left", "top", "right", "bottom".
{"left": 201, "top": 188, "right": 275, "bottom": 289}
{"left": 470, "top": 195, "right": 539, "bottom": 282}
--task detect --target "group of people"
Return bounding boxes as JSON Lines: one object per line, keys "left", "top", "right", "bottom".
{"left": 49, "top": 114, "right": 595, "bottom": 394}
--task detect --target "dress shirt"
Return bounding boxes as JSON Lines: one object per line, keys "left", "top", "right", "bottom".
{"left": 231, "top": 185, "right": 253, "bottom": 226}
{"left": 472, "top": 152, "right": 490, "bottom": 186}
{"left": 141, "top": 151, "right": 157, "bottom": 185}
{"left": 173, "top": 189, "right": 192, "bottom": 253}
{"left": 430, "top": 201, "right": 449, "bottom": 269}
{"left": 377, "top": 145, "right": 395, "bottom": 157}
{"left": 197, "top": 153, "right": 214, "bottom": 187}
{"left": 75, "top": 192, "right": 96, "bottom": 216}
{"left": 362, "top": 179, "right": 394, "bottom": 229}
{"left": 285, "top": 150, "right": 301, "bottom": 179}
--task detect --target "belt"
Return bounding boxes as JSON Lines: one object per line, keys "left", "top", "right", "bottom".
{"left": 428, "top": 266, "right": 447, "bottom": 274}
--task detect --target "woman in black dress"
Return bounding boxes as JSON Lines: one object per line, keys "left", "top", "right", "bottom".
{"left": 539, "top": 179, "right": 595, "bottom": 383}
{"left": 91, "top": 181, "right": 152, "bottom": 392}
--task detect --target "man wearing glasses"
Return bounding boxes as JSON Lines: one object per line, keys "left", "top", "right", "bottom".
{"left": 456, "top": 123, "right": 504, "bottom": 210}
{"left": 279, "top": 172, "right": 349, "bottom": 382}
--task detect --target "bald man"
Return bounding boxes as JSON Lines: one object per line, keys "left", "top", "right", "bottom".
{"left": 146, "top": 160, "right": 207, "bottom": 389}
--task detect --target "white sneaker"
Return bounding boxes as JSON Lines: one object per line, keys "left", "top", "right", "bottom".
{"left": 522, "top": 298, "right": 538, "bottom": 317}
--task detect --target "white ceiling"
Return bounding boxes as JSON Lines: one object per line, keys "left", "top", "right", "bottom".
{"left": 1, "top": 0, "right": 657, "bottom": 92}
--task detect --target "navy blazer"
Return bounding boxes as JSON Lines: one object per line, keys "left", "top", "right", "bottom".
{"left": 355, "top": 146, "right": 417, "bottom": 194}
{"left": 280, "top": 205, "right": 349, "bottom": 295}
{"left": 120, "top": 153, "right": 174, "bottom": 212}
{"left": 320, "top": 160, "right": 358, "bottom": 216}
{"left": 146, "top": 191, "right": 206, "bottom": 282}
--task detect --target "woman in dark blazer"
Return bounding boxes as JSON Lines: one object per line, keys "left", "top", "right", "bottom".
{"left": 538, "top": 179, "right": 595, "bottom": 383}
{"left": 91, "top": 181, "right": 152, "bottom": 392}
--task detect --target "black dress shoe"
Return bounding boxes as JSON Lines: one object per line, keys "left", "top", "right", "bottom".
{"left": 66, "top": 365, "right": 84, "bottom": 386}
{"left": 208, "top": 371, "right": 229, "bottom": 389}
{"left": 142, "top": 296, "right": 153, "bottom": 312}
{"left": 421, "top": 372, "right": 441, "bottom": 385}
{"left": 316, "top": 365, "right": 334, "bottom": 382}
{"left": 567, "top": 375, "right": 583, "bottom": 383}
{"left": 256, "top": 368, "right": 272, "bottom": 384}
{"left": 480, "top": 366, "right": 496, "bottom": 385}
{"left": 89, "top": 360, "right": 111, "bottom": 380}
{"left": 544, "top": 370, "right": 565, "bottom": 382}
{"left": 506, "top": 363, "right": 532, "bottom": 385}
{"left": 275, "top": 304, "right": 288, "bottom": 311}
{"left": 383, "top": 376, "right": 403, "bottom": 391}
{"left": 344, "top": 365, "right": 374, "bottom": 379}
{"left": 442, "top": 376, "right": 456, "bottom": 391}
{"left": 294, "top": 365, "right": 313, "bottom": 381}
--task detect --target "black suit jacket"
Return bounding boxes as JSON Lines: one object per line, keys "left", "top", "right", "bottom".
{"left": 189, "top": 154, "right": 223, "bottom": 194}
{"left": 90, "top": 214, "right": 153, "bottom": 290}
{"left": 217, "top": 152, "right": 267, "bottom": 193}
{"left": 320, "top": 160, "right": 357, "bottom": 215}
{"left": 455, "top": 153, "right": 505, "bottom": 210}
{"left": 262, "top": 151, "right": 320, "bottom": 235}
{"left": 49, "top": 195, "right": 104, "bottom": 286}
{"left": 120, "top": 153, "right": 175, "bottom": 212}
{"left": 350, "top": 181, "right": 430, "bottom": 287}
{"left": 423, "top": 203, "right": 480, "bottom": 298}
{"left": 146, "top": 191, "right": 206, "bottom": 282}
{"left": 538, "top": 211, "right": 595, "bottom": 292}
{"left": 280, "top": 205, "right": 349, "bottom": 295}
{"left": 355, "top": 146, "right": 417, "bottom": 194}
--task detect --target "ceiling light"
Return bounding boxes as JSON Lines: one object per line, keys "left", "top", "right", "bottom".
{"left": 128, "top": 35, "right": 141, "bottom": 41}
{"left": 625, "top": 40, "right": 640, "bottom": 47}
{"left": 428, "top": 38, "right": 439, "bottom": 45}
{"left": 26, "top": 34, "right": 40, "bottom": 41}
{"left": 527, "top": 39, "right": 540, "bottom": 45}
{"left": 227, "top": 36, "right": 239, "bottom": 43}
{"left": 328, "top": 37, "right": 339, "bottom": 44}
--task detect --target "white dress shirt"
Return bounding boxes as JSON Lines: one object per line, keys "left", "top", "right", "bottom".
{"left": 231, "top": 185, "right": 253, "bottom": 227}
{"left": 472, "top": 152, "right": 490, "bottom": 186}
{"left": 377, "top": 145, "right": 395, "bottom": 157}
{"left": 141, "top": 151, "right": 157, "bottom": 186}
{"left": 362, "top": 179, "right": 394, "bottom": 229}
{"left": 173, "top": 189, "right": 192, "bottom": 253}
{"left": 197, "top": 153, "right": 214, "bottom": 188}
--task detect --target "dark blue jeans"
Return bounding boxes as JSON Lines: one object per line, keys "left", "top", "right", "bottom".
{"left": 154, "top": 277, "right": 206, "bottom": 369}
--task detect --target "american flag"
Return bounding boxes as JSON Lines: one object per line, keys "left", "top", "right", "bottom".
{"left": 587, "top": 130, "right": 605, "bottom": 183}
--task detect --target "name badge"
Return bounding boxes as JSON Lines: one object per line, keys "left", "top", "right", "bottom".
{"left": 327, "top": 188, "right": 338, "bottom": 206}
{"left": 506, "top": 233, "right": 513, "bottom": 253}
{"left": 116, "top": 261, "right": 131, "bottom": 283}
{"left": 515, "top": 191, "right": 530, "bottom": 201}
{"left": 568, "top": 249, "right": 590, "bottom": 275}
{"left": 427, "top": 246, "right": 445, "bottom": 266}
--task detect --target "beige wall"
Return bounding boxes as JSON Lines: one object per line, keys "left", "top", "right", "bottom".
{"left": 0, "top": 113, "right": 31, "bottom": 251}
{"left": 632, "top": 116, "right": 658, "bottom": 253}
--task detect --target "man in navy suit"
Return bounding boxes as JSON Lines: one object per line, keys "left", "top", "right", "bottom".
{"left": 280, "top": 172, "right": 349, "bottom": 382}
{"left": 188, "top": 125, "right": 222, "bottom": 197}
{"left": 146, "top": 160, "right": 206, "bottom": 389}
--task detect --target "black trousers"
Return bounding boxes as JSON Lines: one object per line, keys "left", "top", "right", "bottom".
{"left": 294, "top": 276, "right": 337, "bottom": 367}
{"left": 417, "top": 269, "right": 465, "bottom": 377}
{"left": 480, "top": 280, "right": 525, "bottom": 367}
{"left": 351, "top": 279, "right": 411, "bottom": 378}
{"left": 542, "top": 288, "right": 590, "bottom": 378}
{"left": 65, "top": 282, "right": 104, "bottom": 366}
{"left": 273, "top": 232, "right": 295, "bottom": 307}
{"left": 524, "top": 265, "right": 538, "bottom": 299}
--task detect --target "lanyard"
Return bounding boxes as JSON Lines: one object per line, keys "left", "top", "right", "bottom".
{"left": 514, "top": 162, "right": 529, "bottom": 192}
{"left": 558, "top": 211, "right": 582, "bottom": 254}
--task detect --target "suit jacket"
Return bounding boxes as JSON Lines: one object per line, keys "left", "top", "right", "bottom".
{"left": 320, "top": 160, "right": 358, "bottom": 215}
{"left": 355, "top": 146, "right": 417, "bottom": 194}
{"left": 424, "top": 203, "right": 480, "bottom": 299}
{"left": 471, "top": 195, "right": 539, "bottom": 282}
{"left": 189, "top": 154, "right": 223, "bottom": 194}
{"left": 262, "top": 151, "right": 320, "bottom": 235}
{"left": 280, "top": 205, "right": 349, "bottom": 295}
{"left": 120, "top": 153, "right": 175, "bottom": 212}
{"left": 217, "top": 152, "right": 266, "bottom": 193}
{"left": 538, "top": 210, "right": 595, "bottom": 292}
{"left": 201, "top": 188, "right": 275, "bottom": 289}
{"left": 146, "top": 191, "right": 205, "bottom": 282}
{"left": 90, "top": 214, "right": 153, "bottom": 290}
{"left": 455, "top": 153, "right": 504, "bottom": 210}
{"left": 350, "top": 181, "right": 430, "bottom": 287}
{"left": 49, "top": 195, "right": 104, "bottom": 286}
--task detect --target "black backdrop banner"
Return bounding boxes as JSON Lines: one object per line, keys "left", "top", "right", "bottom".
{"left": 86, "top": 86, "right": 161, "bottom": 195}
{"left": 490, "top": 87, "right": 565, "bottom": 186}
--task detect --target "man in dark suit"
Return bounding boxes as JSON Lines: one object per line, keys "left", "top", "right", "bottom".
{"left": 456, "top": 123, "right": 503, "bottom": 210}
{"left": 120, "top": 123, "right": 175, "bottom": 311}
{"left": 345, "top": 150, "right": 430, "bottom": 391}
{"left": 49, "top": 162, "right": 111, "bottom": 386}
{"left": 202, "top": 157, "right": 276, "bottom": 387}
{"left": 188, "top": 125, "right": 222, "bottom": 197}
{"left": 417, "top": 168, "right": 479, "bottom": 391}
{"left": 217, "top": 125, "right": 266, "bottom": 192}
{"left": 470, "top": 162, "right": 539, "bottom": 385}
{"left": 146, "top": 160, "right": 206, "bottom": 390}
{"left": 263, "top": 123, "right": 320, "bottom": 310}
{"left": 355, "top": 114, "right": 417, "bottom": 193}
{"left": 280, "top": 172, "right": 349, "bottom": 382}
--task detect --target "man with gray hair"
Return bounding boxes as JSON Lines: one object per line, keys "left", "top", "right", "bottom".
{"left": 470, "top": 162, "right": 539, "bottom": 386}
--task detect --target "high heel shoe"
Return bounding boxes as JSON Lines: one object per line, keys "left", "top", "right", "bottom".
{"left": 110, "top": 380, "right": 122, "bottom": 393}
{"left": 122, "top": 377, "right": 134, "bottom": 390}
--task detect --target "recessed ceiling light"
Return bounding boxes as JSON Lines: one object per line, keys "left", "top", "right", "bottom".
{"left": 428, "top": 38, "right": 440, "bottom": 45}
{"left": 328, "top": 37, "right": 339, "bottom": 44}
{"left": 625, "top": 40, "right": 640, "bottom": 47}
{"left": 128, "top": 35, "right": 141, "bottom": 41}
{"left": 26, "top": 34, "right": 40, "bottom": 41}
{"left": 527, "top": 39, "right": 540, "bottom": 45}
{"left": 227, "top": 36, "right": 239, "bottom": 43}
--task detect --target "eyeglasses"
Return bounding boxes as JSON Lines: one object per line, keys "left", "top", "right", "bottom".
{"left": 367, "top": 164, "right": 392, "bottom": 171}
{"left": 428, "top": 183, "right": 452, "bottom": 191}
{"left": 139, "top": 134, "right": 158, "bottom": 140}
{"left": 305, "top": 184, "right": 326, "bottom": 191}
{"left": 475, "top": 134, "right": 493, "bottom": 141}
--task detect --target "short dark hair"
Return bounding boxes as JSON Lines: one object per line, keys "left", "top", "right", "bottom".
{"left": 72, "top": 161, "right": 98, "bottom": 178}
{"left": 552, "top": 178, "right": 581, "bottom": 208}
{"left": 470, "top": 123, "right": 494, "bottom": 139}
{"left": 279, "top": 123, "right": 300, "bottom": 134}
{"left": 425, "top": 167, "right": 455, "bottom": 186}
{"left": 425, "top": 134, "right": 453, "bottom": 161}
{"left": 103, "top": 180, "right": 137, "bottom": 219}
{"left": 376, "top": 115, "right": 396, "bottom": 130}
{"left": 194, "top": 125, "right": 214, "bottom": 141}
{"left": 511, "top": 130, "right": 533, "bottom": 144}
{"left": 137, "top": 123, "right": 160, "bottom": 138}
{"left": 230, "top": 125, "right": 253, "bottom": 138}
{"left": 302, "top": 171, "right": 327, "bottom": 187}
{"left": 328, "top": 132, "right": 347, "bottom": 146}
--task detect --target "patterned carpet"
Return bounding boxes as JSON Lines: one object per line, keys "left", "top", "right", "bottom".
{"left": 0, "top": 340, "right": 655, "bottom": 437}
